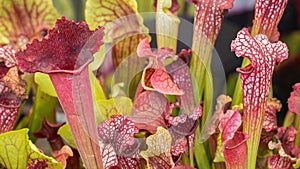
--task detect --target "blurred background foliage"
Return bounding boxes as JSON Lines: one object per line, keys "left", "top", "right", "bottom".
{"left": 52, "top": 0, "right": 195, "bottom": 21}
{"left": 53, "top": 0, "right": 84, "bottom": 21}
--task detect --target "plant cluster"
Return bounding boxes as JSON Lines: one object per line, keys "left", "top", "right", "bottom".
{"left": 0, "top": 0, "right": 299, "bottom": 169}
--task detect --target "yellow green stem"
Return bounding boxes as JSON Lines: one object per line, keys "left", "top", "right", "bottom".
{"left": 294, "top": 115, "right": 300, "bottom": 146}
{"left": 194, "top": 126, "right": 211, "bottom": 169}
{"left": 28, "top": 86, "right": 58, "bottom": 142}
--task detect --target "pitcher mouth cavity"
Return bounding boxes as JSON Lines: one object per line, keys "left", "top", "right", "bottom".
{"left": 236, "top": 64, "right": 254, "bottom": 74}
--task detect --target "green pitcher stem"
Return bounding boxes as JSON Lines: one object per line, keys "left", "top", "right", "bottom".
{"left": 202, "top": 65, "right": 213, "bottom": 129}
{"left": 28, "top": 86, "right": 58, "bottom": 142}
{"left": 294, "top": 115, "right": 300, "bottom": 146}
{"left": 190, "top": 41, "right": 213, "bottom": 105}
{"left": 156, "top": 0, "right": 180, "bottom": 51}
{"left": 189, "top": 135, "right": 195, "bottom": 167}
{"left": 232, "top": 58, "right": 250, "bottom": 106}
{"left": 194, "top": 125, "right": 211, "bottom": 169}
{"left": 181, "top": 151, "right": 190, "bottom": 165}
{"left": 283, "top": 111, "right": 295, "bottom": 128}
{"left": 243, "top": 108, "right": 265, "bottom": 169}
